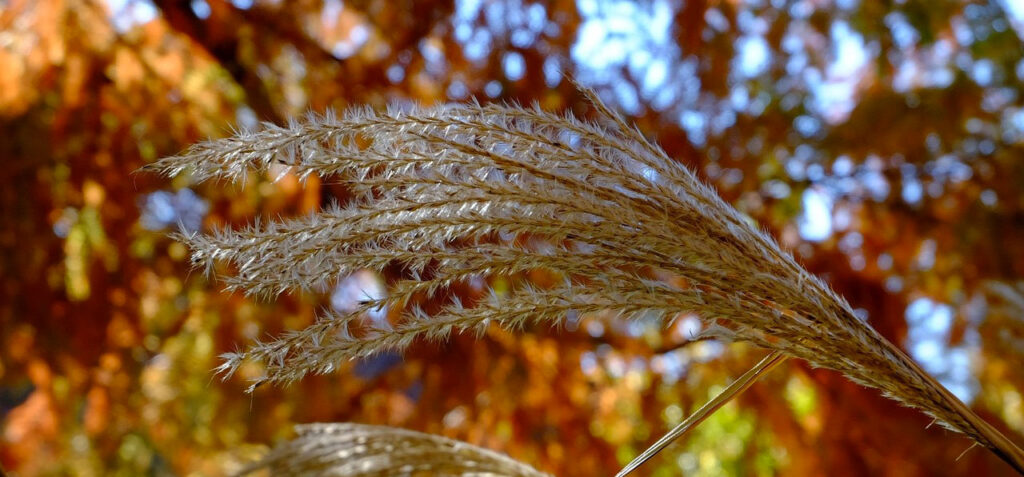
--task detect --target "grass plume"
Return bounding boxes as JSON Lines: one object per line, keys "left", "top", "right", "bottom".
{"left": 150, "top": 89, "right": 1024, "bottom": 473}
{"left": 240, "top": 423, "right": 550, "bottom": 477}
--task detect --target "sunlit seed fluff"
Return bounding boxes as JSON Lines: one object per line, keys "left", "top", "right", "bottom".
{"left": 241, "top": 423, "right": 550, "bottom": 477}
{"left": 152, "top": 86, "right": 1024, "bottom": 468}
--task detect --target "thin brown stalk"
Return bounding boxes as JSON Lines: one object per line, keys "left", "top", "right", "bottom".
{"left": 616, "top": 350, "right": 788, "bottom": 477}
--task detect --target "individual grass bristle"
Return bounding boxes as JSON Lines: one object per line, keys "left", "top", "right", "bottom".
{"left": 239, "top": 423, "right": 551, "bottom": 477}
{"left": 151, "top": 88, "right": 1024, "bottom": 473}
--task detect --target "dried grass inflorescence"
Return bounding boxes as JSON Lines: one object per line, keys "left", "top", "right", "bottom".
{"left": 984, "top": 282, "right": 1024, "bottom": 364}
{"left": 987, "top": 282, "right": 1024, "bottom": 322}
{"left": 151, "top": 90, "right": 1023, "bottom": 471}
{"left": 241, "top": 423, "right": 550, "bottom": 477}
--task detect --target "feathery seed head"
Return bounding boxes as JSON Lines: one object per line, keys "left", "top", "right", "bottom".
{"left": 153, "top": 90, "right": 1024, "bottom": 468}
{"left": 241, "top": 423, "right": 551, "bottom": 477}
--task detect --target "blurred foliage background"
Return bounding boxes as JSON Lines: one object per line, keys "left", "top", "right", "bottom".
{"left": 2, "top": 0, "right": 1024, "bottom": 475}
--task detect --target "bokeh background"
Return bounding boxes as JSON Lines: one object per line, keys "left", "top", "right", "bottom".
{"left": 3, "top": 0, "right": 1024, "bottom": 475}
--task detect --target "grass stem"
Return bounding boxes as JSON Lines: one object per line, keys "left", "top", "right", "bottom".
{"left": 616, "top": 350, "right": 788, "bottom": 477}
